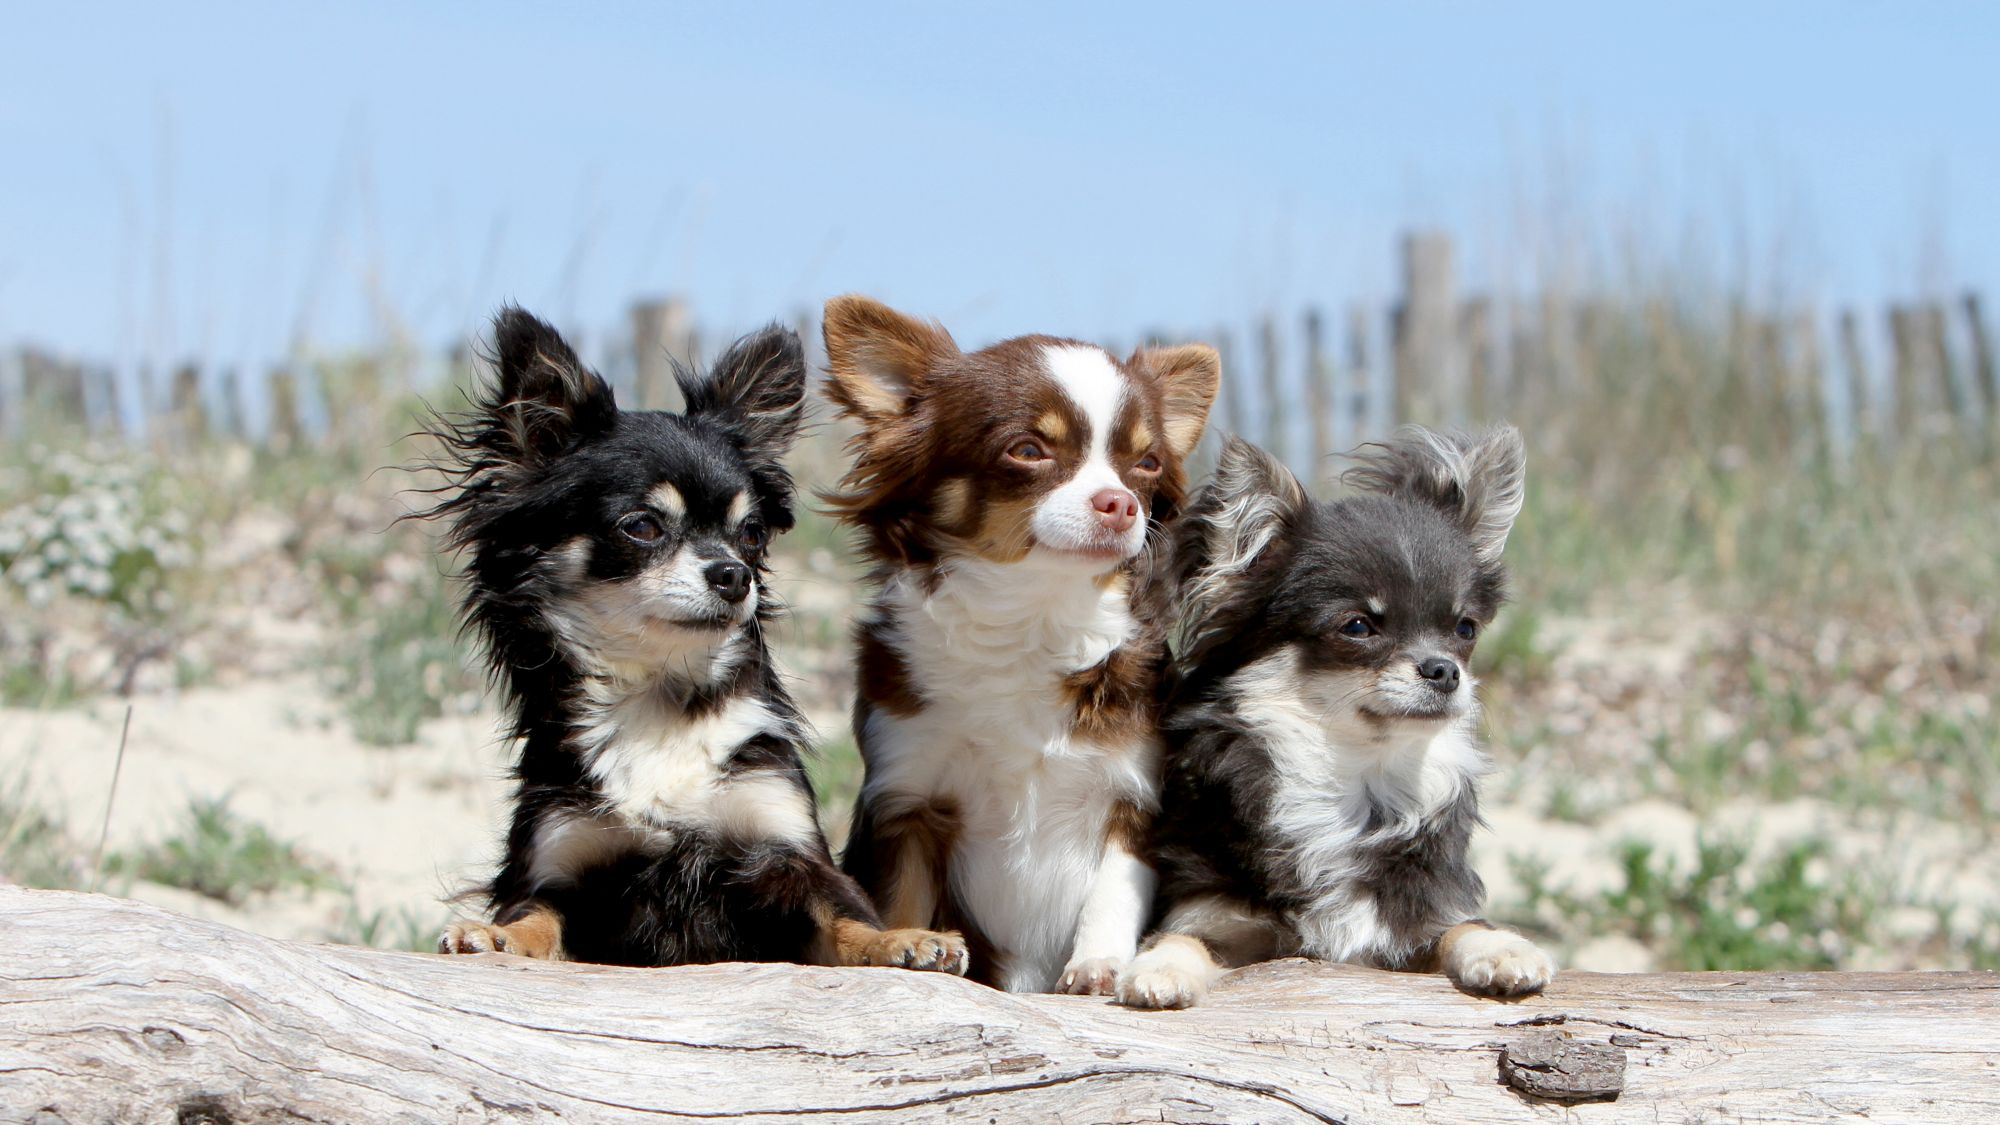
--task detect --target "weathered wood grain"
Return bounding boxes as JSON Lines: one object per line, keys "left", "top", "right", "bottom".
{"left": 2, "top": 886, "right": 1996, "bottom": 1124}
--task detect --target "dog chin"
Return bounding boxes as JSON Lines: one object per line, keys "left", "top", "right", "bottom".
{"left": 1358, "top": 697, "right": 1464, "bottom": 724}
{"left": 1025, "top": 538, "right": 1140, "bottom": 572}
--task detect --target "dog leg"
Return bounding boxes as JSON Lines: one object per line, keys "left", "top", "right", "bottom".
{"left": 1056, "top": 829, "right": 1154, "bottom": 995}
{"left": 1434, "top": 919, "right": 1556, "bottom": 997}
{"left": 1118, "top": 894, "right": 1288, "bottom": 1009}
{"left": 438, "top": 902, "right": 566, "bottom": 960}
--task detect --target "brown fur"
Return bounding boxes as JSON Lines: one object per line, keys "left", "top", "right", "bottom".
{"left": 1064, "top": 636, "right": 1164, "bottom": 746}
{"left": 855, "top": 617, "right": 924, "bottom": 717}
{"left": 820, "top": 298, "right": 1217, "bottom": 567}
{"left": 822, "top": 296, "right": 1221, "bottom": 993}
{"left": 441, "top": 903, "right": 567, "bottom": 960}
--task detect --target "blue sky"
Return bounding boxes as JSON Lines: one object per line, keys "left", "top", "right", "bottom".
{"left": 4, "top": 2, "right": 1994, "bottom": 377}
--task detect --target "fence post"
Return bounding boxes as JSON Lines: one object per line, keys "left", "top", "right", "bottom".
{"left": 1214, "top": 326, "right": 1244, "bottom": 442}
{"left": 1460, "top": 297, "right": 1493, "bottom": 423}
{"left": 170, "top": 362, "right": 206, "bottom": 446}
{"left": 1345, "top": 302, "right": 1374, "bottom": 445}
{"left": 1304, "top": 308, "right": 1333, "bottom": 484}
{"left": 1964, "top": 292, "right": 1997, "bottom": 435}
{"left": 1257, "top": 316, "right": 1286, "bottom": 465}
{"left": 631, "top": 297, "right": 691, "bottom": 411}
{"left": 1394, "top": 232, "right": 1458, "bottom": 426}
{"left": 267, "top": 367, "right": 301, "bottom": 452}
{"left": 1837, "top": 309, "right": 1873, "bottom": 443}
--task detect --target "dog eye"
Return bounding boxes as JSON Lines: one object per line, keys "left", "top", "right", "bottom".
{"left": 1456, "top": 618, "right": 1479, "bottom": 640}
{"left": 1135, "top": 452, "right": 1162, "bottom": 473}
{"left": 619, "top": 514, "right": 666, "bottom": 544}
{"left": 737, "top": 524, "right": 767, "bottom": 552}
{"left": 1008, "top": 440, "right": 1048, "bottom": 463}
{"left": 1338, "top": 616, "right": 1376, "bottom": 638}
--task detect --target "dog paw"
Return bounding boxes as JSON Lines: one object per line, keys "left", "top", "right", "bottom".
{"left": 865, "top": 928, "right": 970, "bottom": 975}
{"left": 1446, "top": 929, "right": 1556, "bottom": 997}
{"left": 438, "top": 920, "right": 510, "bottom": 955}
{"left": 1055, "top": 956, "right": 1123, "bottom": 996}
{"left": 1116, "top": 960, "right": 1207, "bottom": 1010}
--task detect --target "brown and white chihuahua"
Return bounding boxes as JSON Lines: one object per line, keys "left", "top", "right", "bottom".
{"left": 819, "top": 296, "right": 1219, "bottom": 993}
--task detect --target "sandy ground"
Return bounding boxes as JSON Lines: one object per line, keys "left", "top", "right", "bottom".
{"left": 9, "top": 654, "right": 1996, "bottom": 970}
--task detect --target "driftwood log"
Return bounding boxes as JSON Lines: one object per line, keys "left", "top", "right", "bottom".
{"left": 2, "top": 887, "right": 1995, "bottom": 1124}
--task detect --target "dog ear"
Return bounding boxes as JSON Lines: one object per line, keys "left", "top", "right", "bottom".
{"left": 1174, "top": 438, "right": 1307, "bottom": 658}
{"left": 1345, "top": 424, "right": 1525, "bottom": 565}
{"left": 682, "top": 325, "right": 808, "bottom": 468}
{"left": 680, "top": 325, "right": 808, "bottom": 531}
{"left": 1132, "top": 344, "right": 1222, "bottom": 460}
{"left": 486, "top": 306, "right": 617, "bottom": 465}
{"left": 821, "top": 295, "right": 958, "bottom": 423}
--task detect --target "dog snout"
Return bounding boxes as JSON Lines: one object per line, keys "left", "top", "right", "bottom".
{"left": 1090, "top": 488, "right": 1141, "bottom": 534}
{"left": 1416, "top": 656, "right": 1461, "bottom": 693}
{"left": 704, "top": 560, "right": 753, "bottom": 603}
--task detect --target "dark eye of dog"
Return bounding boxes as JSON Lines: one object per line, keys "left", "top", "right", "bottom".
{"left": 619, "top": 513, "right": 666, "bottom": 544}
{"left": 1338, "top": 615, "right": 1376, "bottom": 638}
{"left": 1135, "top": 452, "right": 1162, "bottom": 473}
{"left": 738, "top": 523, "right": 767, "bottom": 553}
{"left": 1457, "top": 618, "right": 1479, "bottom": 640}
{"left": 1008, "top": 439, "right": 1048, "bottom": 463}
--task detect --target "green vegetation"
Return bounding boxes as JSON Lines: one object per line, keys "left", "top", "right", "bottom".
{"left": 329, "top": 888, "right": 449, "bottom": 953}
{"left": 107, "top": 797, "right": 328, "bottom": 905}
{"left": 0, "top": 784, "right": 86, "bottom": 890}
{"left": 1506, "top": 836, "right": 1874, "bottom": 970}
{"left": 325, "top": 559, "right": 484, "bottom": 746}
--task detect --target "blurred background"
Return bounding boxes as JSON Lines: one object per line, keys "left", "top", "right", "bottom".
{"left": 2, "top": 3, "right": 1995, "bottom": 971}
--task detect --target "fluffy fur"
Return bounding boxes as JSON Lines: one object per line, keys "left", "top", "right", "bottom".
{"left": 822, "top": 295, "right": 1220, "bottom": 993}
{"left": 424, "top": 305, "right": 964, "bottom": 973}
{"left": 1119, "top": 428, "right": 1555, "bottom": 1009}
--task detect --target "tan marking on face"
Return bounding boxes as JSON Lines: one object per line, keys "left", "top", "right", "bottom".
{"left": 966, "top": 494, "right": 1039, "bottom": 563}
{"left": 727, "top": 490, "right": 752, "bottom": 526}
{"left": 1127, "top": 421, "right": 1154, "bottom": 454}
{"left": 649, "top": 483, "right": 686, "bottom": 519}
{"left": 1035, "top": 409, "right": 1071, "bottom": 445}
{"left": 932, "top": 479, "right": 972, "bottom": 529}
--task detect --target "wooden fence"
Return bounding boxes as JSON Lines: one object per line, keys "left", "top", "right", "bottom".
{"left": 3, "top": 232, "right": 1993, "bottom": 476}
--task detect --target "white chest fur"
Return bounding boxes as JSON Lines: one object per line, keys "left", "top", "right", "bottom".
{"left": 861, "top": 559, "right": 1160, "bottom": 990}
{"left": 525, "top": 686, "right": 818, "bottom": 894}
{"left": 1229, "top": 650, "right": 1489, "bottom": 964}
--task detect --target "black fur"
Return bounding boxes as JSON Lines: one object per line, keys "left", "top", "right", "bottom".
{"left": 419, "top": 305, "right": 883, "bottom": 967}
{"left": 1148, "top": 428, "right": 1525, "bottom": 968}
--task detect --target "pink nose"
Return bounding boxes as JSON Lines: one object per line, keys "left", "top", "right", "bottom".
{"left": 1091, "top": 488, "right": 1141, "bottom": 533}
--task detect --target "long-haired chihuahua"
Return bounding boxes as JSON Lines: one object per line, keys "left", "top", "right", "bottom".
{"left": 426, "top": 306, "right": 965, "bottom": 974}
{"left": 1120, "top": 428, "right": 1555, "bottom": 1008}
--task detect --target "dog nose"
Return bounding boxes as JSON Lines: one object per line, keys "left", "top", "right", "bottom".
{"left": 704, "top": 560, "right": 753, "bottom": 603}
{"left": 1091, "top": 488, "right": 1141, "bottom": 534}
{"left": 1417, "top": 656, "right": 1460, "bottom": 693}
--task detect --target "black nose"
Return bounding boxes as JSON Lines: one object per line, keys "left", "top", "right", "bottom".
{"left": 1417, "top": 656, "right": 1460, "bottom": 693}
{"left": 704, "top": 560, "right": 752, "bottom": 603}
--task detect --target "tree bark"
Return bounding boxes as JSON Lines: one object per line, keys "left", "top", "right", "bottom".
{"left": 2, "top": 887, "right": 1995, "bottom": 1124}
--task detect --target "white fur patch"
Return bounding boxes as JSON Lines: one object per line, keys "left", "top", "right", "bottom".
{"left": 1065, "top": 840, "right": 1154, "bottom": 968}
{"left": 727, "top": 490, "right": 752, "bottom": 526}
{"left": 861, "top": 558, "right": 1157, "bottom": 992}
{"left": 1118, "top": 934, "right": 1222, "bottom": 1010}
{"left": 1445, "top": 926, "right": 1556, "bottom": 995}
{"left": 576, "top": 693, "right": 792, "bottom": 839}
{"left": 527, "top": 809, "right": 652, "bottom": 889}
{"left": 1031, "top": 345, "right": 1145, "bottom": 564}
{"left": 1231, "top": 649, "right": 1489, "bottom": 966}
